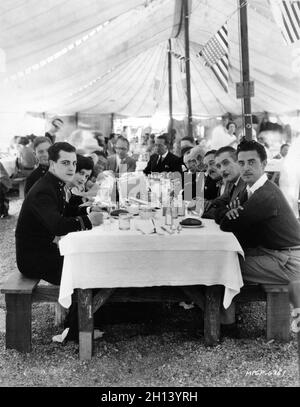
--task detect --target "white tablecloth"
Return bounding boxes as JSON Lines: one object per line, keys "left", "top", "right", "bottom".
{"left": 58, "top": 218, "right": 244, "bottom": 309}
{"left": 0, "top": 157, "right": 16, "bottom": 177}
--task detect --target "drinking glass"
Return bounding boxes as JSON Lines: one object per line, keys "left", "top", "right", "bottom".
{"left": 118, "top": 213, "right": 131, "bottom": 230}
{"left": 195, "top": 197, "right": 205, "bottom": 218}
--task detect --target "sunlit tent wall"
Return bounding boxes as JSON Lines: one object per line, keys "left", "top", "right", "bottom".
{"left": 0, "top": 0, "right": 300, "bottom": 143}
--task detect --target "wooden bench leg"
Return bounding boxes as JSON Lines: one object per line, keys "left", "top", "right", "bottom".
{"left": 266, "top": 291, "right": 290, "bottom": 342}
{"left": 204, "top": 286, "right": 222, "bottom": 346}
{"left": 5, "top": 294, "right": 32, "bottom": 352}
{"left": 77, "top": 289, "right": 93, "bottom": 360}
{"left": 54, "top": 303, "right": 68, "bottom": 327}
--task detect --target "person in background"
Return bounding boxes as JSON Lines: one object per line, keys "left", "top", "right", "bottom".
{"left": 182, "top": 146, "right": 205, "bottom": 201}
{"left": 93, "top": 131, "right": 107, "bottom": 156}
{"left": 0, "top": 161, "right": 11, "bottom": 218}
{"left": 88, "top": 150, "right": 108, "bottom": 182}
{"left": 143, "top": 134, "right": 182, "bottom": 175}
{"left": 273, "top": 143, "right": 289, "bottom": 159}
{"left": 15, "top": 136, "right": 37, "bottom": 178}
{"left": 45, "top": 118, "right": 64, "bottom": 144}
{"left": 107, "top": 133, "right": 117, "bottom": 156}
{"left": 202, "top": 150, "right": 223, "bottom": 200}
{"left": 146, "top": 135, "right": 155, "bottom": 155}
{"left": 24, "top": 136, "right": 52, "bottom": 195}
{"left": 226, "top": 121, "right": 238, "bottom": 148}
{"left": 106, "top": 136, "right": 136, "bottom": 175}
{"left": 26, "top": 134, "right": 37, "bottom": 151}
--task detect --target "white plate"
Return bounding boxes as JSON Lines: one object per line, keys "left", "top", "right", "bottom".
{"left": 180, "top": 224, "right": 204, "bottom": 228}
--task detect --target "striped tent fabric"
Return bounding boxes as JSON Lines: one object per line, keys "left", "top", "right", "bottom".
{"left": 269, "top": 0, "right": 300, "bottom": 44}
{"left": 197, "top": 23, "right": 229, "bottom": 93}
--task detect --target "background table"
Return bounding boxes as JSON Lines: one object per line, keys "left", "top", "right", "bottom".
{"left": 59, "top": 218, "right": 244, "bottom": 359}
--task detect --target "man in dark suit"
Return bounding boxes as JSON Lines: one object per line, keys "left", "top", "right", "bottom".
{"left": 16, "top": 142, "right": 103, "bottom": 285}
{"left": 106, "top": 136, "right": 136, "bottom": 175}
{"left": 202, "top": 150, "right": 223, "bottom": 200}
{"left": 143, "top": 133, "right": 182, "bottom": 175}
{"left": 24, "top": 136, "right": 52, "bottom": 196}
{"left": 203, "top": 146, "right": 247, "bottom": 220}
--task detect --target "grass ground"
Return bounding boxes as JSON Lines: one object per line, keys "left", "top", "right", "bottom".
{"left": 0, "top": 194, "right": 299, "bottom": 387}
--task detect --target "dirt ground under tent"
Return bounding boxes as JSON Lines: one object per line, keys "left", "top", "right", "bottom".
{"left": 0, "top": 195, "right": 299, "bottom": 387}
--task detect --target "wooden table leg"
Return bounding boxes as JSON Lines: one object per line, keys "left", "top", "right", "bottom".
{"left": 77, "top": 289, "right": 93, "bottom": 360}
{"left": 204, "top": 285, "right": 222, "bottom": 346}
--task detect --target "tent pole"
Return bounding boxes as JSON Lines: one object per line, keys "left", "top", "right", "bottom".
{"left": 183, "top": 0, "right": 193, "bottom": 139}
{"left": 111, "top": 113, "right": 114, "bottom": 134}
{"left": 168, "top": 39, "right": 173, "bottom": 141}
{"left": 75, "top": 112, "right": 78, "bottom": 129}
{"left": 239, "top": 0, "right": 253, "bottom": 141}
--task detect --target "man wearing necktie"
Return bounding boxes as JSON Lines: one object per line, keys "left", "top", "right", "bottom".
{"left": 203, "top": 146, "right": 247, "bottom": 220}
{"left": 143, "top": 134, "right": 182, "bottom": 175}
{"left": 219, "top": 140, "right": 300, "bottom": 306}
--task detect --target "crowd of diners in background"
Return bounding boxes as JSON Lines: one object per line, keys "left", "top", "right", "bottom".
{"left": 0, "top": 111, "right": 297, "bottom": 221}
{"left": 0, "top": 111, "right": 299, "bottom": 342}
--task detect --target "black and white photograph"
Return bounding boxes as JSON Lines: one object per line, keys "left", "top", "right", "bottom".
{"left": 0, "top": 0, "right": 300, "bottom": 390}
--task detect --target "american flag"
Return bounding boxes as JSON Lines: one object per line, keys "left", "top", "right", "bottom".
{"left": 269, "top": 0, "right": 300, "bottom": 44}
{"left": 198, "top": 24, "right": 229, "bottom": 92}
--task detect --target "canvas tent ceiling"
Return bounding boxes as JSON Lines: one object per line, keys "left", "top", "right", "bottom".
{"left": 0, "top": 0, "right": 299, "bottom": 116}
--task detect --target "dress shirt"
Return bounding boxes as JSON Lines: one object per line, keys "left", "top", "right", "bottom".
{"left": 246, "top": 173, "right": 268, "bottom": 198}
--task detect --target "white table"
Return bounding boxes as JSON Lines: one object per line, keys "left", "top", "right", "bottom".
{"left": 59, "top": 218, "right": 244, "bottom": 359}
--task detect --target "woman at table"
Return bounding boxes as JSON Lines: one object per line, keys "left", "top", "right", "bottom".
{"left": 65, "top": 154, "right": 101, "bottom": 216}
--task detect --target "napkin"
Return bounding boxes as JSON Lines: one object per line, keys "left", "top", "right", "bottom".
{"left": 134, "top": 219, "right": 155, "bottom": 234}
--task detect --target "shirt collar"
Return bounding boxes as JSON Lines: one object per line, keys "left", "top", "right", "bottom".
{"left": 161, "top": 151, "right": 168, "bottom": 159}
{"left": 247, "top": 173, "right": 268, "bottom": 195}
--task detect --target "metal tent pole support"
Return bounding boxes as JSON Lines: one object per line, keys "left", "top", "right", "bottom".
{"left": 238, "top": 0, "right": 253, "bottom": 141}
{"left": 183, "top": 0, "right": 193, "bottom": 139}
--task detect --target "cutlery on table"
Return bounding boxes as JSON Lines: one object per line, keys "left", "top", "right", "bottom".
{"left": 161, "top": 225, "right": 173, "bottom": 235}
{"left": 151, "top": 219, "right": 164, "bottom": 235}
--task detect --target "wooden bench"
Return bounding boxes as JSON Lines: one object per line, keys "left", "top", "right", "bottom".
{"left": 0, "top": 272, "right": 60, "bottom": 352}
{"left": 11, "top": 177, "right": 26, "bottom": 199}
{"left": 236, "top": 283, "right": 290, "bottom": 341}
{"left": 0, "top": 272, "right": 291, "bottom": 354}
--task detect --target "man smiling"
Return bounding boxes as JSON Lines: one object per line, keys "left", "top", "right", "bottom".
{"left": 220, "top": 140, "right": 300, "bottom": 291}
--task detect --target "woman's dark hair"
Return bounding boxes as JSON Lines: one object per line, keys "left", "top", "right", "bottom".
{"left": 237, "top": 140, "right": 267, "bottom": 162}
{"left": 76, "top": 154, "right": 94, "bottom": 173}
{"left": 48, "top": 142, "right": 76, "bottom": 162}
